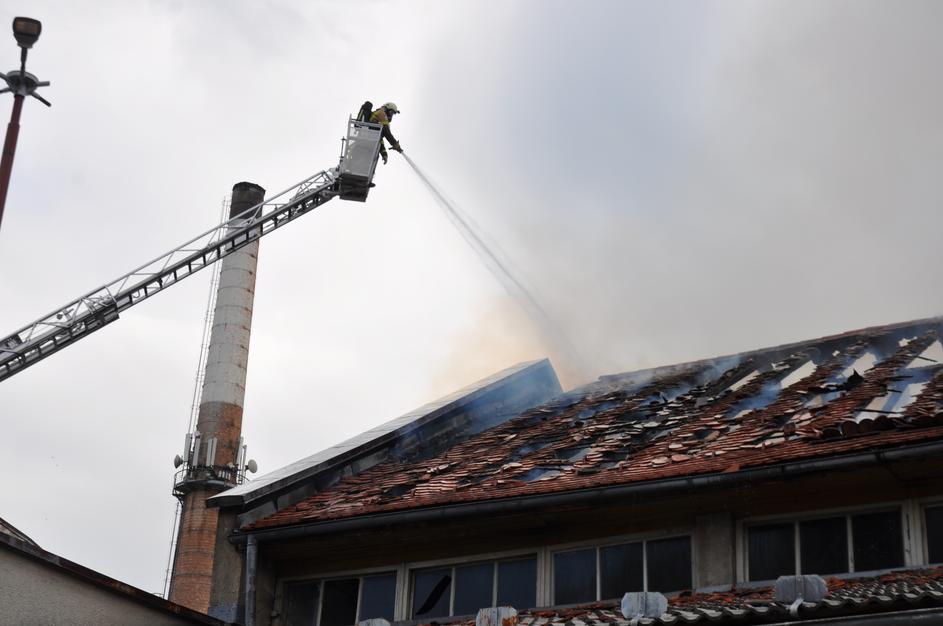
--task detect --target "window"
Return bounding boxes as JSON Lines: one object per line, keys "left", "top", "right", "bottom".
{"left": 746, "top": 510, "right": 903, "bottom": 581}
{"left": 283, "top": 573, "right": 396, "bottom": 626}
{"left": 284, "top": 581, "right": 319, "bottom": 626}
{"left": 454, "top": 563, "right": 492, "bottom": 616}
{"left": 747, "top": 523, "right": 794, "bottom": 581}
{"left": 926, "top": 505, "right": 943, "bottom": 564}
{"left": 554, "top": 548, "right": 596, "bottom": 605}
{"left": 412, "top": 568, "right": 451, "bottom": 618}
{"left": 496, "top": 558, "right": 537, "bottom": 609}
{"left": 852, "top": 511, "right": 903, "bottom": 571}
{"left": 600, "top": 542, "right": 643, "bottom": 600}
{"left": 552, "top": 536, "right": 691, "bottom": 604}
{"left": 800, "top": 517, "right": 848, "bottom": 576}
{"left": 359, "top": 574, "right": 397, "bottom": 621}
{"left": 321, "top": 579, "right": 358, "bottom": 626}
{"left": 646, "top": 536, "right": 693, "bottom": 592}
{"left": 411, "top": 557, "right": 537, "bottom": 619}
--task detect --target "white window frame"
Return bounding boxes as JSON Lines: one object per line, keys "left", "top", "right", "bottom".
{"left": 736, "top": 499, "right": 919, "bottom": 583}
{"left": 548, "top": 530, "right": 695, "bottom": 603}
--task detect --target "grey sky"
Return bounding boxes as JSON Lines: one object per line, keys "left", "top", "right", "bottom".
{"left": 0, "top": 0, "right": 941, "bottom": 596}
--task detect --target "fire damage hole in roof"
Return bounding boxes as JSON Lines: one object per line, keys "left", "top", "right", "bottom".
{"left": 727, "top": 369, "right": 761, "bottom": 393}
{"left": 908, "top": 340, "right": 943, "bottom": 368}
{"left": 511, "top": 441, "right": 553, "bottom": 460}
{"left": 519, "top": 467, "right": 564, "bottom": 482}
{"left": 842, "top": 352, "right": 879, "bottom": 379}
{"left": 555, "top": 447, "right": 591, "bottom": 462}
{"left": 595, "top": 447, "right": 635, "bottom": 470}
{"left": 642, "top": 382, "right": 694, "bottom": 405}
{"left": 800, "top": 364, "right": 867, "bottom": 409}
{"left": 383, "top": 484, "right": 413, "bottom": 498}
{"left": 725, "top": 381, "right": 784, "bottom": 420}
{"left": 856, "top": 376, "right": 933, "bottom": 422}
{"left": 780, "top": 359, "right": 817, "bottom": 389}
{"left": 576, "top": 400, "right": 626, "bottom": 418}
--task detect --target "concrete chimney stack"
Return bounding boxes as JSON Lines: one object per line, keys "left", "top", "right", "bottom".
{"left": 169, "top": 182, "right": 265, "bottom": 612}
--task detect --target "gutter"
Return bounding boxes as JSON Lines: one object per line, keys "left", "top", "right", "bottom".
{"left": 231, "top": 438, "right": 943, "bottom": 545}
{"left": 765, "top": 606, "right": 943, "bottom": 624}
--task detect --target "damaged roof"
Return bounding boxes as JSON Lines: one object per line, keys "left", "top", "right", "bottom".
{"left": 212, "top": 359, "right": 561, "bottom": 511}
{"left": 251, "top": 316, "right": 943, "bottom": 531}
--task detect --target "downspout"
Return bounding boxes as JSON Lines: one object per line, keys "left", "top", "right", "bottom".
{"left": 245, "top": 534, "right": 258, "bottom": 626}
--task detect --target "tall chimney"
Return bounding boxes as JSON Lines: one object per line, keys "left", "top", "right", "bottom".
{"left": 169, "top": 182, "right": 265, "bottom": 612}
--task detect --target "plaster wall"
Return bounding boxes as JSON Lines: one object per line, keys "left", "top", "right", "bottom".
{"left": 0, "top": 546, "right": 209, "bottom": 626}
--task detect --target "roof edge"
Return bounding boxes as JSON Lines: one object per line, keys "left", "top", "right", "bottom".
{"left": 0, "top": 515, "right": 38, "bottom": 547}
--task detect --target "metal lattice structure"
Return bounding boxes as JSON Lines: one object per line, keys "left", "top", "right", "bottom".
{"left": 0, "top": 118, "right": 383, "bottom": 383}
{"left": 0, "top": 170, "right": 339, "bottom": 382}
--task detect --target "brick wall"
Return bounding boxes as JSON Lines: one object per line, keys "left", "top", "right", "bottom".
{"left": 169, "top": 488, "right": 221, "bottom": 612}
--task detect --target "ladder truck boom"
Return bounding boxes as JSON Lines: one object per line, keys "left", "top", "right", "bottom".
{"left": 0, "top": 118, "right": 385, "bottom": 383}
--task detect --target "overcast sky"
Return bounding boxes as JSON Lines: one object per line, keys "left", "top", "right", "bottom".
{"left": 1, "top": 0, "right": 941, "bottom": 597}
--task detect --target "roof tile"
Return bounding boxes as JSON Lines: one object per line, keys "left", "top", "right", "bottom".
{"left": 251, "top": 317, "right": 943, "bottom": 531}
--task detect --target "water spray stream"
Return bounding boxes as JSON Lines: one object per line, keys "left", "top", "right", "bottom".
{"left": 402, "top": 153, "right": 589, "bottom": 376}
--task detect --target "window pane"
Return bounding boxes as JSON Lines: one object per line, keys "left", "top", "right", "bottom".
{"left": 600, "top": 542, "right": 643, "bottom": 599}
{"left": 359, "top": 573, "right": 396, "bottom": 622}
{"left": 646, "top": 536, "right": 692, "bottom": 592}
{"left": 554, "top": 548, "right": 597, "bottom": 605}
{"left": 321, "top": 579, "right": 359, "bottom": 626}
{"left": 748, "top": 523, "right": 795, "bottom": 581}
{"left": 852, "top": 510, "right": 903, "bottom": 571}
{"left": 496, "top": 558, "right": 537, "bottom": 609}
{"left": 412, "top": 568, "right": 452, "bottom": 618}
{"left": 454, "top": 563, "right": 494, "bottom": 616}
{"left": 284, "top": 581, "right": 319, "bottom": 626}
{"left": 927, "top": 506, "right": 943, "bottom": 564}
{"left": 800, "top": 517, "right": 848, "bottom": 575}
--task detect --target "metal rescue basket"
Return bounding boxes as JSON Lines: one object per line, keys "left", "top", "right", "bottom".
{"left": 336, "top": 118, "right": 383, "bottom": 202}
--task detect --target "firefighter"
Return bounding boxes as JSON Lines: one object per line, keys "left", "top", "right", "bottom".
{"left": 370, "top": 102, "right": 403, "bottom": 164}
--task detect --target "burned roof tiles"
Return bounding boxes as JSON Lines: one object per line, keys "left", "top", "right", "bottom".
{"left": 251, "top": 317, "right": 943, "bottom": 531}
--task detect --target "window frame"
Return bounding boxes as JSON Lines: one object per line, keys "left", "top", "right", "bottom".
{"left": 400, "top": 527, "right": 696, "bottom": 619}
{"left": 547, "top": 529, "right": 695, "bottom": 604}
{"left": 278, "top": 565, "right": 401, "bottom": 626}
{"left": 736, "top": 500, "right": 916, "bottom": 582}
{"left": 407, "top": 551, "right": 540, "bottom": 618}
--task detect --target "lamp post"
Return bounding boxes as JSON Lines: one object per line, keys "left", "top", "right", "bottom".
{"left": 0, "top": 17, "right": 50, "bottom": 235}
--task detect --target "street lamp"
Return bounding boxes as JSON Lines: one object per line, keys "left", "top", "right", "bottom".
{"left": 0, "top": 16, "right": 51, "bottom": 235}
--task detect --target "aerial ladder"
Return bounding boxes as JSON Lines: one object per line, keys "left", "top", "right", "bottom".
{"left": 0, "top": 118, "right": 385, "bottom": 383}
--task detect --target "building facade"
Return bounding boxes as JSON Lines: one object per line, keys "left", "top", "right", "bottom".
{"left": 205, "top": 317, "right": 943, "bottom": 625}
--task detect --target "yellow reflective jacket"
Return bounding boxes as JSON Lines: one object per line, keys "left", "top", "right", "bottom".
{"left": 370, "top": 109, "right": 398, "bottom": 154}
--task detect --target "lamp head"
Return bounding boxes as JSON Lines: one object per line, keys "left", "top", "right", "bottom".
{"left": 12, "top": 17, "right": 41, "bottom": 50}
